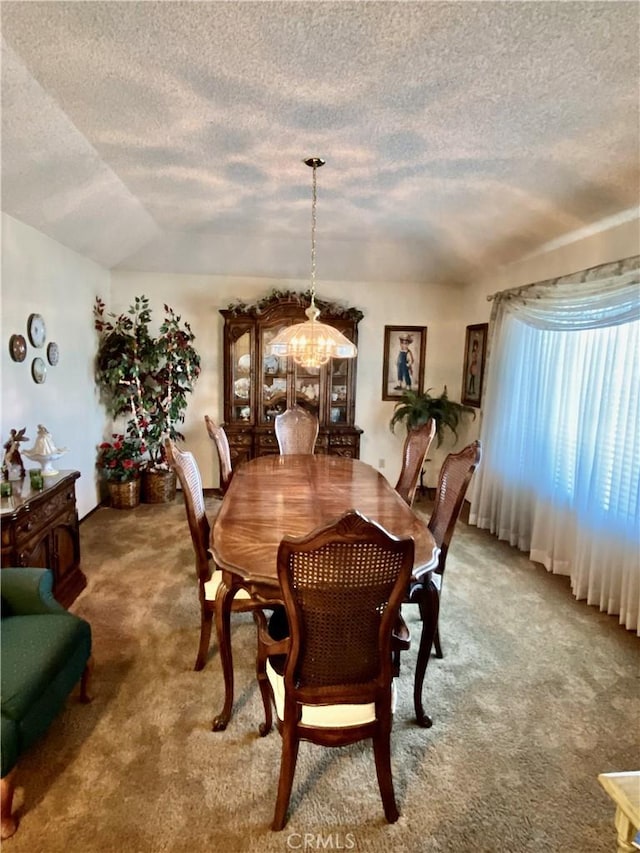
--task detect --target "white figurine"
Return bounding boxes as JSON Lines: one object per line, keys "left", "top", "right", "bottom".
{"left": 22, "top": 424, "right": 68, "bottom": 476}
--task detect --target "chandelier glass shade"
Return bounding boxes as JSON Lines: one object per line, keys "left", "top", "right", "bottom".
{"left": 269, "top": 158, "right": 357, "bottom": 368}
{"left": 270, "top": 302, "right": 357, "bottom": 367}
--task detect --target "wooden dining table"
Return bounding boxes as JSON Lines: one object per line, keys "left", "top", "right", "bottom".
{"left": 210, "top": 454, "right": 440, "bottom": 730}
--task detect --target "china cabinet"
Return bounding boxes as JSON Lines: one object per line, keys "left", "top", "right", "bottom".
{"left": 220, "top": 293, "right": 363, "bottom": 465}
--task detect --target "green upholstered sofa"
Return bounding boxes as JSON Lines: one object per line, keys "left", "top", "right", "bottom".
{"left": 1, "top": 568, "right": 92, "bottom": 839}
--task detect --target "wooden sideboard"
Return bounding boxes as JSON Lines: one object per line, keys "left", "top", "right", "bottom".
{"left": 1, "top": 470, "right": 86, "bottom": 608}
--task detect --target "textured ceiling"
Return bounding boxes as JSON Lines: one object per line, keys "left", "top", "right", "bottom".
{"left": 1, "top": 1, "right": 639, "bottom": 285}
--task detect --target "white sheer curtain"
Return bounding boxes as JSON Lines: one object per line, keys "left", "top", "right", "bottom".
{"left": 469, "top": 262, "right": 640, "bottom": 633}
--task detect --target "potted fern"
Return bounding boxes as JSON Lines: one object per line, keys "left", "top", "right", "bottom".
{"left": 389, "top": 386, "right": 475, "bottom": 447}
{"left": 94, "top": 295, "right": 201, "bottom": 503}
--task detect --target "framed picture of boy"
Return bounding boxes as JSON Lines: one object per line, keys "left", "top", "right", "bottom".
{"left": 461, "top": 323, "right": 488, "bottom": 407}
{"left": 382, "top": 326, "right": 427, "bottom": 401}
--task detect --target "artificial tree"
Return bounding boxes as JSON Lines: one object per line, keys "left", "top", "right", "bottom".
{"left": 94, "top": 295, "right": 201, "bottom": 478}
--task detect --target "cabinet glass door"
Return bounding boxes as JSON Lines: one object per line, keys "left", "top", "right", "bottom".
{"left": 294, "top": 364, "right": 321, "bottom": 419}
{"left": 260, "top": 325, "right": 289, "bottom": 423}
{"left": 328, "top": 359, "right": 349, "bottom": 424}
{"left": 230, "top": 330, "right": 252, "bottom": 423}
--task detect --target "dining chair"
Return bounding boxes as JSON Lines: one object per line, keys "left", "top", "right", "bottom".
{"left": 394, "top": 418, "right": 436, "bottom": 506}
{"left": 274, "top": 406, "right": 319, "bottom": 455}
{"left": 204, "top": 415, "right": 233, "bottom": 495}
{"left": 254, "top": 509, "right": 414, "bottom": 830}
{"left": 402, "top": 439, "right": 482, "bottom": 727}
{"left": 164, "top": 438, "right": 265, "bottom": 671}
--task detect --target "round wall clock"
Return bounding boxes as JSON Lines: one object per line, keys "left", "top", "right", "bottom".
{"left": 31, "top": 356, "right": 47, "bottom": 384}
{"left": 47, "top": 341, "right": 60, "bottom": 366}
{"left": 9, "top": 334, "right": 27, "bottom": 362}
{"left": 27, "top": 313, "right": 46, "bottom": 348}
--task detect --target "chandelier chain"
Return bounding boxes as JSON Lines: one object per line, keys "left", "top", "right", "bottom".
{"left": 267, "top": 156, "right": 357, "bottom": 368}
{"left": 310, "top": 163, "right": 317, "bottom": 300}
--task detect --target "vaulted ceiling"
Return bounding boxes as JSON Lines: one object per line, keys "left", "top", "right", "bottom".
{"left": 1, "top": 1, "right": 638, "bottom": 285}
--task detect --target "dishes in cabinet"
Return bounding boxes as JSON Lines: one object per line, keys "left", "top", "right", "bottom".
{"left": 266, "top": 400, "right": 287, "bottom": 420}
{"left": 298, "top": 383, "right": 318, "bottom": 401}
{"left": 331, "top": 385, "right": 347, "bottom": 401}
{"left": 298, "top": 365, "right": 320, "bottom": 376}
{"left": 264, "top": 378, "right": 286, "bottom": 399}
{"left": 237, "top": 354, "right": 251, "bottom": 373}
{"left": 234, "top": 377, "right": 250, "bottom": 399}
{"left": 263, "top": 354, "right": 280, "bottom": 375}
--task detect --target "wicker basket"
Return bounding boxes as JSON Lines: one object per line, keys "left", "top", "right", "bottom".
{"left": 108, "top": 478, "right": 141, "bottom": 510}
{"left": 141, "top": 469, "right": 177, "bottom": 504}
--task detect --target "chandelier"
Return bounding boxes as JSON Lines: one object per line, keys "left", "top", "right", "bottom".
{"left": 269, "top": 158, "right": 357, "bottom": 368}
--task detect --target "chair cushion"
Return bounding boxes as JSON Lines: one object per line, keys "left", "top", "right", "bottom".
{"left": 204, "top": 570, "right": 251, "bottom": 602}
{"left": 1, "top": 614, "right": 91, "bottom": 721}
{"left": 266, "top": 659, "right": 396, "bottom": 728}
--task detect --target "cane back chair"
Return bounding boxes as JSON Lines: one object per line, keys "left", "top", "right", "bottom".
{"left": 404, "top": 440, "right": 482, "bottom": 726}
{"left": 204, "top": 415, "right": 233, "bottom": 495}
{"left": 274, "top": 406, "right": 319, "bottom": 455}
{"left": 394, "top": 419, "right": 436, "bottom": 506}
{"left": 255, "top": 509, "right": 414, "bottom": 830}
{"left": 165, "top": 438, "right": 265, "bottom": 671}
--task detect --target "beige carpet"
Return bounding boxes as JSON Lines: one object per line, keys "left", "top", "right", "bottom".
{"left": 5, "top": 495, "right": 638, "bottom": 852}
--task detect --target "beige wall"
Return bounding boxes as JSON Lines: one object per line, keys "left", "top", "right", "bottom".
{"left": 462, "top": 216, "right": 640, "bottom": 321}
{"left": 1, "top": 213, "right": 110, "bottom": 518}
{"left": 109, "top": 272, "right": 469, "bottom": 489}
{"left": 2, "top": 210, "right": 637, "bottom": 514}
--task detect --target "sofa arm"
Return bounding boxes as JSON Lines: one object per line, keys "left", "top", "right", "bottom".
{"left": 1, "top": 568, "right": 66, "bottom": 616}
{"left": 1, "top": 715, "right": 18, "bottom": 780}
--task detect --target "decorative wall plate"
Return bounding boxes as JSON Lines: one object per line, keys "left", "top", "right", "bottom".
{"left": 31, "top": 356, "right": 47, "bottom": 384}
{"left": 27, "top": 313, "right": 46, "bottom": 348}
{"left": 47, "top": 341, "right": 60, "bottom": 366}
{"left": 9, "top": 334, "right": 27, "bottom": 362}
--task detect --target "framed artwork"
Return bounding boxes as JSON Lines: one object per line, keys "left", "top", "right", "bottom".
{"left": 382, "top": 326, "right": 427, "bottom": 400}
{"left": 461, "top": 323, "right": 488, "bottom": 407}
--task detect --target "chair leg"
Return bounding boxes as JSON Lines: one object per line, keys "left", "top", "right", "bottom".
{"left": 79, "top": 655, "right": 94, "bottom": 703}
{"left": 272, "top": 725, "right": 299, "bottom": 831}
{"left": 413, "top": 580, "right": 440, "bottom": 728}
{"left": 1, "top": 768, "right": 18, "bottom": 840}
{"left": 392, "top": 648, "right": 401, "bottom": 678}
{"left": 372, "top": 729, "right": 399, "bottom": 823}
{"left": 195, "top": 606, "right": 214, "bottom": 671}
{"left": 433, "top": 623, "right": 443, "bottom": 659}
{"left": 254, "top": 611, "right": 273, "bottom": 737}
{"left": 212, "top": 583, "right": 236, "bottom": 731}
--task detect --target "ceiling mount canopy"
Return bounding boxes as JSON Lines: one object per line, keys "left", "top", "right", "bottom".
{"left": 269, "top": 158, "right": 358, "bottom": 369}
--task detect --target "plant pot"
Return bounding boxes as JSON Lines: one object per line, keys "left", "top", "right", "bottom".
{"left": 108, "top": 479, "right": 141, "bottom": 510}
{"left": 141, "top": 469, "right": 177, "bottom": 504}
